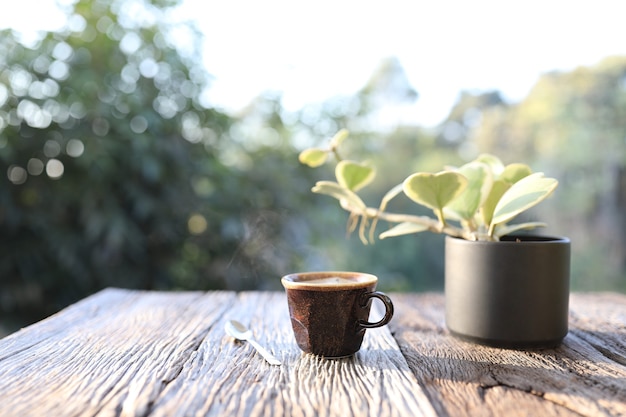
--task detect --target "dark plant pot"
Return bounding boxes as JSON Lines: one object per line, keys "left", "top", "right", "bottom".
{"left": 445, "top": 235, "right": 571, "bottom": 349}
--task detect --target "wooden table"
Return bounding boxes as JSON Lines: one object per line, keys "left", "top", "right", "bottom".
{"left": 0, "top": 289, "right": 624, "bottom": 417}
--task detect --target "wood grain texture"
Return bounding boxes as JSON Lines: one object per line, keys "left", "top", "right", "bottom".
{"left": 0, "top": 289, "right": 237, "bottom": 417}
{"left": 389, "top": 293, "right": 626, "bottom": 417}
{"left": 0, "top": 289, "right": 436, "bottom": 417}
{"left": 150, "top": 291, "right": 435, "bottom": 417}
{"left": 1, "top": 290, "right": 625, "bottom": 416}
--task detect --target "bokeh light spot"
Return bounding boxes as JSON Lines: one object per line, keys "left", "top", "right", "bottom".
{"left": 7, "top": 165, "right": 27, "bottom": 185}
{"left": 139, "top": 58, "right": 158, "bottom": 78}
{"left": 46, "top": 159, "right": 64, "bottom": 179}
{"left": 187, "top": 213, "right": 208, "bottom": 235}
{"left": 43, "top": 140, "right": 61, "bottom": 158}
{"left": 27, "top": 158, "right": 44, "bottom": 175}
{"left": 66, "top": 139, "right": 84, "bottom": 157}
{"left": 130, "top": 115, "right": 148, "bottom": 133}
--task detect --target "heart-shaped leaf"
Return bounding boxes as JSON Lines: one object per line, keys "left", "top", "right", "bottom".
{"left": 444, "top": 162, "right": 493, "bottom": 221}
{"left": 500, "top": 163, "right": 532, "bottom": 184}
{"left": 480, "top": 179, "right": 510, "bottom": 227}
{"left": 380, "top": 222, "right": 429, "bottom": 239}
{"left": 311, "top": 181, "right": 366, "bottom": 211}
{"left": 403, "top": 171, "right": 468, "bottom": 213}
{"left": 336, "top": 160, "right": 375, "bottom": 191}
{"left": 329, "top": 129, "right": 349, "bottom": 149}
{"left": 491, "top": 173, "right": 558, "bottom": 227}
{"left": 299, "top": 148, "right": 328, "bottom": 167}
{"left": 475, "top": 154, "right": 505, "bottom": 176}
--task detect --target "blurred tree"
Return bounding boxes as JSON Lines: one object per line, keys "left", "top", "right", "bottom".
{"left": 3, "top": 1, "right": 624, "bottom": 336}
{"left": 0, "top": 0, "right": 222, "bottom": 324}
{"left": 0, "top": 0, "right": 319, "bottom": 330}
{"left": 467, "top": 57, "right": 626, "bottom": 291}
{"left": 437, "top": 90, "right": 506, "bottom": 159}
{"left": 290, "top": 55, "right": 626, "bottom": 293}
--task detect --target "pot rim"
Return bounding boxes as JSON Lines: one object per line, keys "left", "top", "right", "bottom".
{"left": 446, "top": 234, "right": 570, "bottom": 246}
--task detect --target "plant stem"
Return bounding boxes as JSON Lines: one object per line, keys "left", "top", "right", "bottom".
{"left": 363, "top": 207, "right": 475, "bottom": 240}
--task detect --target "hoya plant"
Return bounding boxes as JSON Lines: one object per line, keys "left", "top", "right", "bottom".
{"left": 299, "top": 129, "right": 558, "bottom": 243}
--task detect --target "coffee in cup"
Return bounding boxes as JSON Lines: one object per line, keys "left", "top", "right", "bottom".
{"left": 281, "top": 271, "right": 394, "bottom": 358}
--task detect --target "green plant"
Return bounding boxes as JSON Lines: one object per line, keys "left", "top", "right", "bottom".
{"left": 299, "top": 129, "right": 558, "bottom": 243}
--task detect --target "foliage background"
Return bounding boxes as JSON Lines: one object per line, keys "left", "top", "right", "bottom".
{"left": 1, "top": 0, "right": 625, "bottom": 334}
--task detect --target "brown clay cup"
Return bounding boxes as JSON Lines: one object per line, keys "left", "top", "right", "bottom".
{"left": 281, "top": 271, "right": 394, "bottom": 358}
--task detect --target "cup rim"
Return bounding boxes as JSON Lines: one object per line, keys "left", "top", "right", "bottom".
{"left": 281, "top": 271, "right": 377, "bottom": 291}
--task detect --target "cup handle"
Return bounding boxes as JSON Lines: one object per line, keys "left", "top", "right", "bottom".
{"left": 358, "top": 291, "right": 394, "bottom": 329}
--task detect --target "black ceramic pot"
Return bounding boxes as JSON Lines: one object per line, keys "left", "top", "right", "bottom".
{"left": 445, "top": 235, "right": 571, "bottom": 349}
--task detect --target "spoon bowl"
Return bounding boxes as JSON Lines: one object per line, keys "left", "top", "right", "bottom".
{"left": 225, "top": 320, "right": 253, "bottom": 340}
{"left": 225, "top": 320, "right": 281, "bottom": 366}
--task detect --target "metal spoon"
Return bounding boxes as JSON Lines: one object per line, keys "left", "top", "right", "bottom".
{"left": 225, "top": 320, "right": 281, "bottom": 365}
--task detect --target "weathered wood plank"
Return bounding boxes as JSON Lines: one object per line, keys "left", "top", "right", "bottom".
{"left": 149, "top": 291, "right": 437, "bottom": 417}
{"left": 0, "top": 289, "right": 237, "bottom": 417}
{"left": 389, "top": 293, "right": 626, "bottom": 417}
{"left": 0, "top": 289, "right": 437, "bottom": 417}
{"left": 2, "top": 290, "right": 624, "bottom": 417}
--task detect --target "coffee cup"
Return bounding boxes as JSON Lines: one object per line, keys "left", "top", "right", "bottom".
{"left": 281, "top": 271, "right": 394, "bottom": 358}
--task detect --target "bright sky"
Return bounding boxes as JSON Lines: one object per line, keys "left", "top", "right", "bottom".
{"left": 1, "top": 0, "right": 625, "bottom": 127}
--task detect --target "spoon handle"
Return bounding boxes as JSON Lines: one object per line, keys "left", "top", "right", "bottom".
{"left": 248, "top": 338, "right": 282, "bottom": 365}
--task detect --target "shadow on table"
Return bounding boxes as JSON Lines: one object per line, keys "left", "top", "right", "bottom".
{"left": 392, "top": 329, "right": 626, "bottom": 413}
{"left": 286, "top": 347, "right": 418, "bottom": 372}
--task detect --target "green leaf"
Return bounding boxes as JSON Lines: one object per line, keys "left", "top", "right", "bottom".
{"left": 379, "top": 183, "right": 404, "bottom": 212}
{"left": 311, "top": 181, "right": 367, "bottom": 211}
{"left": 403, "top": 171, "right": 468, "bottom": 213}
{"left": 444, "top": 162, "right": 493, "bottom": 221}
{"left": 500, "top": 163, "right": 532, "bottom": 184}
{"left": 299, "top": 148, "right": 328, "bottom": 167}
{"left": 474, "top": 154, "right": 505, "bottom": 176}
{"left": 481, "top": 179, "right": 510, "bottom": 227}
{"left": 491, "top": 173, "right": 558, "bottom": 227}
{"left": 379, "top": 222, "right": 429, "bottom": 239}
{"left": 335, "top": 160, "right": 375, "bottom": 191}
{"left": 369, "top": 183, "right": 404, "bottom": 242}
{"left": 329, "top": 129, "right": 349, "bottom": 149}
